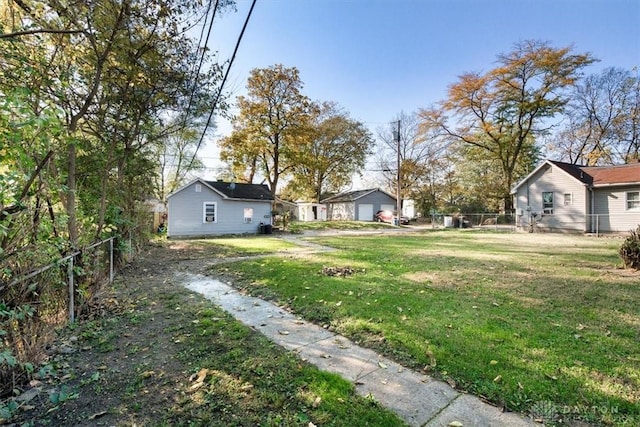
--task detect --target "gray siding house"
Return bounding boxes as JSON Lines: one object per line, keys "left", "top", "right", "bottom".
{"left": 167, "top": 179, "right": 273, "bottom": 237}
{"left": 321, "top": 188, "right": 397, "bottom": 221}
{"left": 512, "top": 160, "right": 640, "bottom": 233}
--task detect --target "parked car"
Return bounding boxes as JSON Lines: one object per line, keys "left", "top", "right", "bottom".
{"left": 374, "top": 210, "right": 410, "bottom": 225}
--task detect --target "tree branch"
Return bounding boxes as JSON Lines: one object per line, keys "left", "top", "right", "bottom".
{"left": 0, "top": 28, "right": 83, "bottom": 39}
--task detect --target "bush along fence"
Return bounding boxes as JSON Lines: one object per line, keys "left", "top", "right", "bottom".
{"left": 0, "top": 236, "right": 121, "bottom": 402}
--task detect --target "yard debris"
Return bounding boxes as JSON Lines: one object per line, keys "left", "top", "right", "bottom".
{"left": 189, "top": 368, "right": 210, "bottom": 391}
{"left": 88, "top": 411, "right": 108, "bottom": 420}
{"left": 320, "top": 266, "right": 364, "bottom": 277}
{"left": 312, "top": 396, "right": 322, "bottom": 408}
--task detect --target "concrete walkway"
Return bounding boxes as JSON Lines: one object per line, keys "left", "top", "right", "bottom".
{"left": 182, "top": 272, "right": 536, "bottom": 427}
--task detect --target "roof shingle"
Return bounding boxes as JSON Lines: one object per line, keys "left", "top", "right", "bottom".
{"left": 549, "top": 160, "right": 640, "bottom": 186}
{"left": 205, "top": 181, "right": 273, "bottom": 200}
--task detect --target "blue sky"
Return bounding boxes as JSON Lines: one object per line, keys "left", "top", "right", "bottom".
{"left": 200, "top": 0, "right": 640, "bottom": 178}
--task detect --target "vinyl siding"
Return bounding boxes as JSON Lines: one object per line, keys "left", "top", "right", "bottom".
{"left": 167, "top": 182, "right": 272, "bottom": 237}
{"left": 592, "top": 186, "right": 640, "bottom": 232}
{"left": 514, "top": 163, "right": 588, "bottom": 232}
{"left": 327, "top": 202, "right": 353, "bottom": 220}
{"left": 325, "top": 191, "right": 397, "bottom": 221}
{"left": 354, "top": 193, "right": 397, "bottom": 221}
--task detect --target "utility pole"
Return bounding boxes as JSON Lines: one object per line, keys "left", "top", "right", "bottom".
{"left": 395, "top": 120, "right": 401, "bottom": 225}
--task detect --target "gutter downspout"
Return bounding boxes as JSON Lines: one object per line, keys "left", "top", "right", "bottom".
{"left": 587, "top": 185, "right": 595, "bottom": 235}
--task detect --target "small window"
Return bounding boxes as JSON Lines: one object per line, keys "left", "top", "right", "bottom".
{"left": 563, "top": 193, "right": 572, "bottom": 206}
{"left": 244, "top": 208, "right": 254, "bottom": 224}
{"left": 195, "top": 183, "right": 202, "bottom": 192}
{"left": 203, "top": 202, "right": 216, "bottom": 223}
{"left": 627, "top": 191, "right": 640, "bottom": 210}
{"left": 542, "top": 192, "right": 554, "bottom": 214}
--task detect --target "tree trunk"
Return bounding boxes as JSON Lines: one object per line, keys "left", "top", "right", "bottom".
{"left": 66, "top": 142, "right": 78, "bottom": 246}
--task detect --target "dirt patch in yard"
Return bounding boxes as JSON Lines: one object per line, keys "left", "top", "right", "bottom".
{"left": 6, "top": 242, "right": 213, "bottom": 426}
{"left": 6, "top": 240, "right": 402, "bottom": 427}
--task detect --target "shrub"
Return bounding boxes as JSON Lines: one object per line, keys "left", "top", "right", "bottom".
{"left": 619, "top": 225, "right": 640, "bottom": 270}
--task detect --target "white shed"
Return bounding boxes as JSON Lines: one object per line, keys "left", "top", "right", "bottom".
{"left": 296, "top": 203, "right": 327, "bottom": 221}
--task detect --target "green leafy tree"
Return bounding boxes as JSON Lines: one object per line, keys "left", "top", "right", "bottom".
{"left": 0, "top": 0, "right": 232, "bottom": 385}
{"left": 285, "top": 102, "right": 372, "bottom": 202}
{"left": 220, "top": 64, "right": 313, "bottom": 197}
{"left": 421, "top": 40, "right": 595, "bottom": 211}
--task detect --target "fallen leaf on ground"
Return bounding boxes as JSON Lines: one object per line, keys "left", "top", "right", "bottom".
{"left": 88, "top": 411, "right": 108, "bottom": 420}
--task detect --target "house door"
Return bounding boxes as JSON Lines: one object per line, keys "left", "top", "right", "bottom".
{"left": 358, "top": 204, "right": 374, "bottom": 221}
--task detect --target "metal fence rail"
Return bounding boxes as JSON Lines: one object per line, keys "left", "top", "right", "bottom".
{"left": 515, "top": 212, "right": 639, "bottom": 235}
{"left": 425, "top": 212, "right": 638, "bottom": 235}
{"left": 5, "top": 236, "right": 116, "bottom": 322}
{"left": 430, "top": 213, "right": 517, "bottom": 231}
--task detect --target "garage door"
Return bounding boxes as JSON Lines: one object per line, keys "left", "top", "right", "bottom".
{"left": 358, "top": 204, "right": 374, "bottom": 221}
{"left": 380, "top": 204, "right": 395, "bottom": 212}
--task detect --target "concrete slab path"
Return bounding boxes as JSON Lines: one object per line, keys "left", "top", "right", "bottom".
{"left": 182, "top": 273, "right": 536, "bottom": 427}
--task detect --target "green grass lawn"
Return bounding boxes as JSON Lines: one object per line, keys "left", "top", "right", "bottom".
{"left": 286, "top": 220, "right": 396, "bottom": 233}
{"left": 210, "top": 230, "right": 640, "bottom": 426}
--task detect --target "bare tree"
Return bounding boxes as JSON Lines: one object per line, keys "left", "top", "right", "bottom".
{"left": 376, "top": 111, "right": 450, "bottom": 204}
{"left": 549, "top": 67, "right": 640, "bottom": 165}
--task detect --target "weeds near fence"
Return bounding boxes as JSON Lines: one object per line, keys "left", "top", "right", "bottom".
{"left": 0, "top": 238, "right": 116, "bottom": 401}
{"left": 619, "top": 225, "right": 640, "bottom": 269}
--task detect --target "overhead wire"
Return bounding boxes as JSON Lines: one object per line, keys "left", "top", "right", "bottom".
{"left": 187, "top": 0, "right": 257, "bottom": 170}
{"left": 182, "top": 0, "right": 220, "bottom": 126}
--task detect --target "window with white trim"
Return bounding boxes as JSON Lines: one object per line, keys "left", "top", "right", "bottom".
{"left": 563, "top": 193, "right": 572, "bottom": 206}
{"left": 244, "top": 208, "right": 254, "bottom": 224}
{"left": 627, "top": 191, "right": 640, "bottom": 210}
{"left": 203, "top": 202, "right": 216, "bottom": 223}
{"left": 195, "top": 183, "right": 202, "bottom": 192}
{"left": 542, "top": 192, "right": 554, "bottom": 214}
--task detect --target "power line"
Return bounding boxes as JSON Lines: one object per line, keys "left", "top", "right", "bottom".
{"left": 183, "top": 0, "right": 220, "bottom": 124}
{"left": 187, "top": 0, "right": 257, "bottom": 170}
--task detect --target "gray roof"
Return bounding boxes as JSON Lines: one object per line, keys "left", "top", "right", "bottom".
{"left": 205, "top": 181, "right": 274, "bottom": 201}
{"left": 548, "top": 161, "right": 593, "bottom": 185}
{"left": 321, "top": 188, "right": 392, "bottom": 203}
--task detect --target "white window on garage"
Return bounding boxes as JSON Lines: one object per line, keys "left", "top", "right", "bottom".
{"left": 244, "top": 207, "right": 254, "bottom": 223}
{"left": 203, "top": 202, "right": 216, "bottom": 223}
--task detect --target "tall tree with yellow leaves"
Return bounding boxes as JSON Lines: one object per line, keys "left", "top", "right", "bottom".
{"left": 420, "top": 40, "right": 595, "bottom": 211}
{"left": 220, "top": 64, "right": 313, "bottom": 197}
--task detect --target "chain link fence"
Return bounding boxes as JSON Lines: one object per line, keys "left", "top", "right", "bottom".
{"left": 1, "top": 237, "right": 119, "bottom": 399}
{"left": 424, "top": 213, "right": 517, "bottom": 231}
